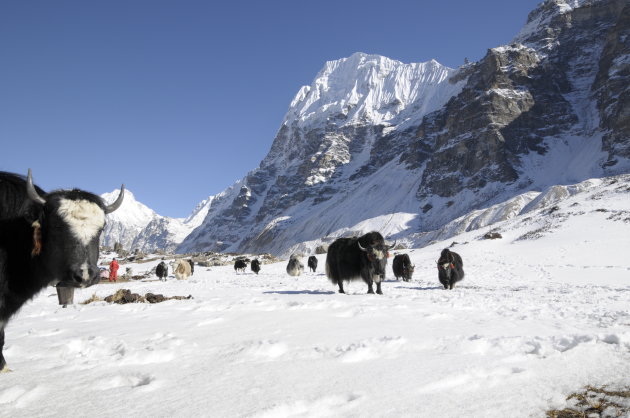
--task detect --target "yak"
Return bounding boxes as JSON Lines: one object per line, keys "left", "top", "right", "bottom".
{"left": 172, "top": 259, "right": 192, "bottom": 280}
{"left": 156, "top": 261, "right": 168, "bottom": 281}
{"left": 250, "top": 259, "right": 261, "bottom": 274}
{"left": 286, "top": 254, "right": 304, "bottom": 276}
{"left": 325, "top": 231, "right": 395, "bottom": 294}
{"left": 234, "top": 259, "right": 247, "bottom": 273}
{"left": 392, "top": 253, "right": 414, "bottom": 282}
{"left": 0, "top": 170, "right": 124, "bottom": 372}
{"left": 437, "top": 248, "right": 465, "bottom": 290}
{"left": 307, "top": 256, "right": 318, "bottom": 273}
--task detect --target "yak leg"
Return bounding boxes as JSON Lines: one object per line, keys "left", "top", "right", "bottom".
{"left": 366, "top": 280, "right": 375, "bottom": 294}
{"left": 337, "top": 282, "right": 345, "bottom": 294}
{"left": 0, "top": 328, "right": 8, "bottom": 373}
{"left": 375, "top": 282, "right": 383, "bottom": 295}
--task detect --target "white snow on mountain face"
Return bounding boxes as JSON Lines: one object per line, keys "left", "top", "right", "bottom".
{"left": 2, "top": 173, "right": 629, "bottom": 417}
{"left": 101, "top": 189, "right": 212, "bottom": 252}
{"left": 288, "top": 53, "right": 459, "bottom": 126}
{"left": 262, "top": 53, "right": 465, "bottom": 169}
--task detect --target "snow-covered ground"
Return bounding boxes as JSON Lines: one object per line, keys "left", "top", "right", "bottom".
{"left": 1, "top": 177, "right": 629, "bottom": 417}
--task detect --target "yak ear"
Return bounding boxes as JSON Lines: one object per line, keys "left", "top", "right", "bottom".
{"left": 31, "top": 221, "right": 42, "bottom": 257}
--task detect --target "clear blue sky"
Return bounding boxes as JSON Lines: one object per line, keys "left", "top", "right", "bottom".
{"left": 0, "top": 0, "right": 541, "bottom": 218}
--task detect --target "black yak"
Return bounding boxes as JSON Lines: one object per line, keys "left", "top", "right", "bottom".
{"left": 325, "top": 231, "right": 395, "bottom": 294}
{"left": 0, "top": 170, "right": 124, "bottom": 372}
{"left": 437, "top": 248, "right": 464, "bottom": 290}
{"left": 234, "top": 259, "right": 247, "bottom": 273}
{"left": 156, "top": 261, "right": 168, "bottom": 281}
{"left": 307, "top": 256, "right": 318, "bottom": 273}
{"left": 251, "top": 259, "right": 261, "bottom": 274}
{"left": 392, "top": 253, "right": 414, "bottom": 282}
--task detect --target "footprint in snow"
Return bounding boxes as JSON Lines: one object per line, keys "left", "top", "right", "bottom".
{"left": 316, "top": 336, "right": 406, "bottom": 363}
{"left": 0, "top": 385, "right": 48, "bottom": 408}
{"left": 98, "top": 373, "right": 156, "bottom": 390}
{"left": 254, "top": 393, "right": 362, "bottom": 418}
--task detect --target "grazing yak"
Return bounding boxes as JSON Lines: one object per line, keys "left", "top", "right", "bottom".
{"left": 0, "top": 170, "right": 124, "bottom": 372}
{"left": 392, "top": 253, "right": 414, "bottom": 282}
{"left": 250, "top": 259, "right": 261, "bottom": 274}
{"left": 234, "top": 259, "right": 247, "bottom": 273}
{"left": 286, "top": 254, "right": 304, "bottom": 276}
{"left": 172, "top": 259, "right": 192, "bottom": 280}
{"left": 156, "top": 261, "right": 168, "bottom": 281}
{"left": 325, "top": 232, "right": 395, "bottom": 294}
{"left": 437, "top": 248, "right": 464, "bottom": 290}
{"left": 307, "top": 256, "right": 318, "bottom": 273}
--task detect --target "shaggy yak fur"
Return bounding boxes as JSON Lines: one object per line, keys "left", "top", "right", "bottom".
{"left": 307, "top": 256, "right": 318, "bottom": 273}
{"left": 325, "top": 231, "right": 394, "bottom": 295}
{"left": 156, "top": 261, "right": 168, "bottom": 281}
{"left": 392, "top": 253, "right": 414, "bottom": 282}
{"left": 250, "top": 259, "right": 261, "bottom": 274}
{"left": 437, "top": 248, "right": 465, "bottom": 290}
{"left": 286, "top": 254, "right": 304, "bottom": 277}
{"left": 234, "top": 259, "right": 247, "bottom": 273}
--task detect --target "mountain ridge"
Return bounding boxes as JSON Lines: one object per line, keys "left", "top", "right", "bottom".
{"left": 103, "top": 0, "right": 629, "bottom": 257}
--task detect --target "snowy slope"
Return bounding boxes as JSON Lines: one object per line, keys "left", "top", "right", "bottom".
{"left": 178, "top": 54, "right": 466, "bottom": 255}
{"left": 1, "top": 174, "right": 629, "bottom": 417}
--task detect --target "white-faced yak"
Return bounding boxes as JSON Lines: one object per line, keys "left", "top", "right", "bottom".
{"left": 437, "top": 248, "right": 464, "bottom": 290}
{"left": 286, "top": 254, "right": 304, "bottom": 276}
{"left": 0, "top": 170, "right": 124, "bottom": 372}
{"left": 325, "top": 231, "right": 395, "bottom": 295}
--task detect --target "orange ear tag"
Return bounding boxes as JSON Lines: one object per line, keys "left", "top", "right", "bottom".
{"left": 31, "top": 221, "right": 42, "bottom": 256}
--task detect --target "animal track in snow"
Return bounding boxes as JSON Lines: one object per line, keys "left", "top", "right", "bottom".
{"left": 417, "top": 366, "right": 527, "bottom": 394}
{"left": 98, "top": 373, "right": 156, "bottom": 390}
{"left": 313, "top": 336, "right": 407, "bottom": 363}
{"left": 230, "top": 340, "right": 289, "bottom": 361}
{"left": 254, "top": 392, "right": 362, "bottom": 418}
{"left": 0, "top": 385, "right": 48, "bottom": 408}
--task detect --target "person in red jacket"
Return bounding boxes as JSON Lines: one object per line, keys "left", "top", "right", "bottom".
{"left": 109, "top": 258, "right": 119, "bottom": 282}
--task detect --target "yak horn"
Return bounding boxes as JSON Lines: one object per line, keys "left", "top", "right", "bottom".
{"left": 104, "top": 185, "right": 125, "bottom": 214}
{"left": 387, "top": 240, "right": 397, "bottom": 250}
{"left": 357, "top": 241, "right": 368, "bottom": 252}
{"left": 26, "top": 169, "right": 46, "bottom": 205}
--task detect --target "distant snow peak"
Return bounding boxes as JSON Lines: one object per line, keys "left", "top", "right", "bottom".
{"left": 286, "top": 52, "right": 460, "bottom": 127}
{"left": 101, "top": 188, "right": 213, "bottom": 253}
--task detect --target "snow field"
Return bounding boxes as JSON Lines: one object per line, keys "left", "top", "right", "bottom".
{"left": 1, "top": 197, "right": 629, "bottom": 417}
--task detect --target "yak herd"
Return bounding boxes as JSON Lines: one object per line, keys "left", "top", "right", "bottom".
{"left": 231, "top": 232, "right": 465, "bottom": 295}
{"left": 0, "top": 169, "right": 465, "bottom": 373}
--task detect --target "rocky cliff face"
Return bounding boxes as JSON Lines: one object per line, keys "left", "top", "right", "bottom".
{"left": 179, "top": 0, "right": 630, "bottom": 256}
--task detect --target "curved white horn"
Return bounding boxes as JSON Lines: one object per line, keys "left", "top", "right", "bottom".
{"left": 104, "top": 185, "right": 125, "bottom": 214}
{"left": 387, "top": 240, "right": 397, "bottom": 250}
{"left": 26, "top": 169, "right": 46, "bottom": 205}
{"left": 357, "top": 241, "right": 368, "bottom": 252}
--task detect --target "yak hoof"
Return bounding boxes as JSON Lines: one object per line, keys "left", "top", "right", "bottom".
{"left": 376, "top": 290, "right": 383, "bottom": 295}
{"left": 0, "top": 364, "right": 11, "bottom": 373}
{"left": 338, "top": 289, "right": 345, "bottom": 294}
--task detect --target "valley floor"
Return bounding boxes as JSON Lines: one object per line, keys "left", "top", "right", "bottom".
{"left": 1, "top": 216, "right": 629, "bottom": 417}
